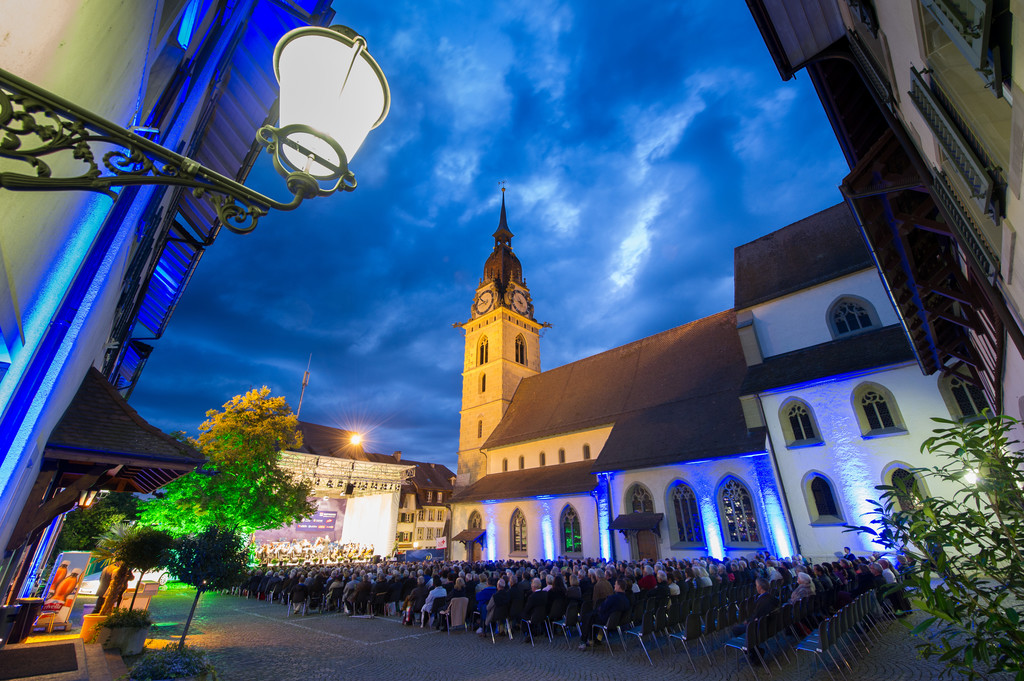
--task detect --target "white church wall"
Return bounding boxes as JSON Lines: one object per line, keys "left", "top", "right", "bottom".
{"left": 749, "top": 270, "right": 899, "bottom": 359}
{"left": 608, "top": 455, "right": 795, "bottom": 563}
{"left": 759, "top": 362, "right": 963, "bottom": 562}
{"left": 451, "top": 495, "right": 598, "bottom": 561}
{"left": 485, "top": 426, "right": 613, "bottom": 474}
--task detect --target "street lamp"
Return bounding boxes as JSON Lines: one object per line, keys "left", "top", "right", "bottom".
{"left": 0, "top": 24, "right": 389, "bottom": 234}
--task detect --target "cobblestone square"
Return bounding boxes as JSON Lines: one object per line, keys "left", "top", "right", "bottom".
{"left": 141, "top": 589, "right": 989, "bottom": 681}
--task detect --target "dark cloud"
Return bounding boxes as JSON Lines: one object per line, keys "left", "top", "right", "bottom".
{"left": 129, "top": 0, "right": 848, "bottom": 467}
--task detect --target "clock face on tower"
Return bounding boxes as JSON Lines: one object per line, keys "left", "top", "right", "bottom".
{"left": 511, "top": 289, "right": 529, "bottom": 315}
{"left": 474, "top": 290, "right": 495, "bottom": 315}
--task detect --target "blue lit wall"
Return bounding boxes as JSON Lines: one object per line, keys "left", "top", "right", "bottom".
{"left": 539, "top": 500, "right": 554, "bottom": 560}
{"left": 751, "top": 453, "right": 795, "bottom": 558}
{"left": 595, "top": 474, "right": 613, "bottom": 561}
{"left": 484, "top": 502, "right": 497, "bottom": 561}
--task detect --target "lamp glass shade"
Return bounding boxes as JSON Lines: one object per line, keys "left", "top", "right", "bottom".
{"left": 275, "top": 26, "right": 390, "bottom": 178}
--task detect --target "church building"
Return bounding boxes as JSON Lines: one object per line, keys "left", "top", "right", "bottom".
{"left": 450, "top": 198, "right": 983, "bottom": 562}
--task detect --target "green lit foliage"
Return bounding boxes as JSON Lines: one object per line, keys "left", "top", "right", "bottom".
{"left": 92, "top": 523, "right": 171, "bottom": 616}
{"left": 56, "top": 492, "right": 139, "bottom": 554}
{"left": 139, "top": 387, "right": 315, "bottom": 536}
{"left": 165, "top": 526, "right": 248, "bottom": 648}
{"left": 848, "top": 414, "right": 1024, "bottom": 680}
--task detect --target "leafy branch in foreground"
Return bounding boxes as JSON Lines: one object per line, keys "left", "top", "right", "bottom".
{"left": 847, "top": 414, "right": 1024, "bottom": 680}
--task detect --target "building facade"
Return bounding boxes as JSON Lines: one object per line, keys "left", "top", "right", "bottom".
{"left": 394, "top": 459, "right": 455, "bottom": 554}
{"left": 451, "top": 201, "right": 973, "bottom": 563}
{"left": 744, "top": 0, "right": 1024, "bottom": 432}
{"left": 0, "top": 0, "right": 334, "bottom": 601}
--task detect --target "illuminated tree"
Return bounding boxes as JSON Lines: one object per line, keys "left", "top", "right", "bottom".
{"left": 849, "top": 414, "right": 1024, "bottom": 679}
{"left": 139, "top": 387, "right": 315, "bottom": 536}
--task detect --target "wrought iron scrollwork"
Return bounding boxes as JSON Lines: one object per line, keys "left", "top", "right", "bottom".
{"left": 0, "top": 67, "right": 353, "bottom": 234}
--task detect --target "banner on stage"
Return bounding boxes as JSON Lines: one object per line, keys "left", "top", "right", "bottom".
{"left": 297, "top": 510, "right": 337, "bottom": 532}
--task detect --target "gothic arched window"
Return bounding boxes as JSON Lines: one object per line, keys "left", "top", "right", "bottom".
{"left": 539, "top": 451, "right": 546, "bottom": 466}
{"left": 469, "top": 511, "right": 482, "bottom": 529}
{"left": 560, "top": 505, "right": 582, "bottom": 554}
{"left": 477, "top": 419, "right": 483, "bottom": 438}
{"left": 628, "top": 484, "right": 655, "bottom": 513}
{"left": 583, "top": 444, "right": 591, "bottom": 460}
{"left": 781, "top": 400, "right": 821, "bottom": 446}
{"left": 518, "top": 455, "right": 525, "bottom": 470}
{"left": 515, "top": 335, "right": 527, "bottom": 365}
{"left": 828, "top": 297, "right": 878, "bottom": 338}
{"left": 511, "top": 508, "right": 527, "bottom": 553}
{"left": 720, "top": 478, "right": 761, "bottom": 544}
{"left": 941, "top": 374, "right": 989, "bottom": 420}
{"left": 671, "top": 482, "right": 703, "bottom": 544}
{"left": 853, "top": 383, "right": 905, "bottom": 435}
{"left": 807, "top": 475, "right": 841, "bottom": 521}
{"left": 558, "top": 448, "right": 566, "bottom": 464}
{"left": 480, "top": 373, "right": 486, "bottom": 393}
{"left": 478, "top": 336, "right": 489, "bottom": 365}
{"left": 890, "top": 468, "right": 923, "bottom": 512}
{"left": 502, "top": 458, "right": 508, "bottom": 472}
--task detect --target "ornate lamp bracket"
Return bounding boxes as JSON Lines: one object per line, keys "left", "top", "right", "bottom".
{"left": 0, "top": 67, "right": 353, "bottom": 234}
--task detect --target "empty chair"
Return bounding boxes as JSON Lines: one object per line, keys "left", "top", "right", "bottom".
{"left": 623, "top": 609, "right": 660, "bottom": 665}
{"left": 551, "top": 600, "right": 580, "bottom": 646}
{"left": 444, "top": 596, "right": 469, "bottom": 634}
{"left": 669, "top": 612, "right": 709, "bottom": 673}
{"left": 592, "top": 609, "right": 626, "bottom": 655}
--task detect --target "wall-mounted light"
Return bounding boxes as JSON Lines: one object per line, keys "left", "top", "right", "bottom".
{"left": 0, "top": 24, "right": 389, "bottom": 234}
{"left": 77, "top": 490, "right": 98, "bottom": 507}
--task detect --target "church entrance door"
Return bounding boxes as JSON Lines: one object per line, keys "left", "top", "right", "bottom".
{"left": 636, "top": 530, "right": 659, "bottom": 560}
{"left": 471, "top": 541, "right": 482, "bottom": 562}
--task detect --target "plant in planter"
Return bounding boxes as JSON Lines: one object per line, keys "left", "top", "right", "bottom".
{"left": 129, "top": 644, "right": 216, "bottom": 681}
{"left": 98, "top": 607, "right": 153, "bottom": 656}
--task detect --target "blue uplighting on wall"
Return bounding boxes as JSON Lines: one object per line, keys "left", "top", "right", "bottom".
{"left": 751, "top": 453, "right": 795, "bottom": 558}
{"left": 540, "top": 501, "right": 554, "bottom": 560}
{"left": 698, "top": 495, "right": 725, "bottom": 559}
{"left": 595, "top": 473, "right": 612, "bottom": 561}
{"left": 484, "top": 503, "right": 497, "bottom": 561}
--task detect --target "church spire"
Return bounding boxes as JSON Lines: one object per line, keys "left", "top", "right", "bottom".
{"left": 492, "top": 187, "right": 513, "bottom": 246}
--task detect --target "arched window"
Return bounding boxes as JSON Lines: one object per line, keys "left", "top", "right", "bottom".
{"left": 940, "top": 373, "right": 989, "bottom": 420}
{"left": 515, "top": 335, "right": 527, "bottom": 365}
{"left": 518, "top": 455, "right": 525, "bottom": 470}
{"left": 780, "top": 399, "right": 822, "bottom": 446}
{"left": 539, "top": 451, "right": 546, "bottom": 467}
{"left": 558, "top": 448, "right": 566, "bottom": 464}
{"left": 805, "top": 474, "right": 842, "bottom": 523}
{"left": 469, "top": 511, "right": 482, "bottom": 529}
{"left": 720, "top": 478, "right": 761, "bottom": 544}
{"left": 478, "top": 336, "right": 489, "bottom": 365}
{"left": 628, "top": 484, "right": 655, "bottom": 513}
{"left": 477, "top": 420, "right": 483, "bottom": 438}
{"left": 853, "top": 383, "right": 905, "bottom": 435}
{"left": 511, "top": 508, "right": 527, "bottom": 553}
{"left": 827, "top": 296, "right": 879, "bottom": 338}
{"left": 480, "top": 373, "right": 486, "bottom": 393}
{"left": 890, "top": 468, "right": 923, "bottom": 512}
{"left": 560, "top": 505, "right": 582, "bottom": 554}
{"left": 502, "top": 458, "right": 508, "bottom": 472}
{"left": 583, "top": 444, "right": 591, "bottom": 460}
{"left": 670, "top": 482, "right": 703, "bottom": 544}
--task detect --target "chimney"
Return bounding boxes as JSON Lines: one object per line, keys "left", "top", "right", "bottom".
{"left": 393, "top": 450, "right": 402, "bottom": 462}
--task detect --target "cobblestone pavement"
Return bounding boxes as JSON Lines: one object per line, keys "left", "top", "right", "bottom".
{"left": 143, "top": 590, "right": 999, "bottom": 681}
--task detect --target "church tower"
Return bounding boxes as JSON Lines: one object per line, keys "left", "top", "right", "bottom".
{"left": 456, "top": 191, "right": 542, "bottom": 488}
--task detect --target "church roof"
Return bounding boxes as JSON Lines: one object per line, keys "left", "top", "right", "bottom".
{"left": 450, "top": 460, "right": 597, "bottom": 503}
{"left": 740, "top": 324, "right": 915, "bottom": 394}
{"left": 734, "top": 203, "right": 874, "bottom": 309}
{"left": 482, "top": 310, "right": 767, "bottom": 472}
{"left": 296, "top": 421, "right": 399, "bottom": 464}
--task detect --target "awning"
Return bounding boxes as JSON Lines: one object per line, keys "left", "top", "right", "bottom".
{"left": 452, "top": 529, "right": 486, "bottom": 544}
{"left": 609, "top": 512, "right": 664, "bottom": 532}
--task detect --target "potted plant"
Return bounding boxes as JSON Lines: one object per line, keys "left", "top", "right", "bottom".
{"left": 97, "top": 607, "right": 152, "bottom": 655}
{"left": 128, "top": 644, "right": 216, "bottom": 681}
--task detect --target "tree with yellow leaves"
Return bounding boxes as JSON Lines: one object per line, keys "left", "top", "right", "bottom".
{"left": 140, "top": 387, "right": 315, "bottom": 536}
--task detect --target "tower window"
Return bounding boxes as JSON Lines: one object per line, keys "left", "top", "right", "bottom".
{"left": 478, "top": 336, "right": 489, "bottom": 365}
{"left": 477, "top": 419, "right": 483, "bottom": 438}
{"left": 558, "top": 448, "right": 565, "bottom": 464}
{"left": 515, "top": 334, "right": 527, "bottom": 365}
{"left": 480, "top": 374, "right": 486, "bottom": 393}
{"left": 539, "top": 451, "right": 546, "bottom": 466}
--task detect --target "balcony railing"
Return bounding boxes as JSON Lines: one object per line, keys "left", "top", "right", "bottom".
{"left": 932, "top": 170, "right": 999, "bottom": 278}
{"left": 849, "top": 32, "right": 892, "bottom": 107}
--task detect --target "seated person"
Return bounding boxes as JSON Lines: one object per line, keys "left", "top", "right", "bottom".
{"left": 577, "top": 579, "right": 630, "bottom": 649}
{"left": 421, "top": 581, "right": 447, "bottom": 628}
{"left": 521, "top": 578, "right": 549, "bottom": 641}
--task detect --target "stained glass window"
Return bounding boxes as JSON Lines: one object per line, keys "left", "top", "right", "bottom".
{"left": 832, "top": 300, "right": 874, "bottom": 335}
{"left": 630, "top": 485, "right": 654, "bottom": 513}
{"left": 787, "top": 403, "right": 817, "bottom": 441}
{"left": 511, "top": 508, "right": 527, "bottom": 553}
{"left": 721, "top": 479, "right": 761, "bottom": 544}
{"left": 671, "top": 483, "right": 703, "bottom": 544}
{"left": 810, "top": 476, "right": 839, "bottom": 517}
{"left": 560, "top": 506, "right": 582, "bottom": 554}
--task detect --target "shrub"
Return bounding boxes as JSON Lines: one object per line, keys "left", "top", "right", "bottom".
{"left": 98, "top": 607, "right": 153, "bottom": 629}
{"left": 129, "top": 644, "right": 216, "bottom": 680}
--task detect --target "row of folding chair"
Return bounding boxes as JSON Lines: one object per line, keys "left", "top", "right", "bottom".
{"left": 796, "top": 592, "right": 887, "bottom": 680}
